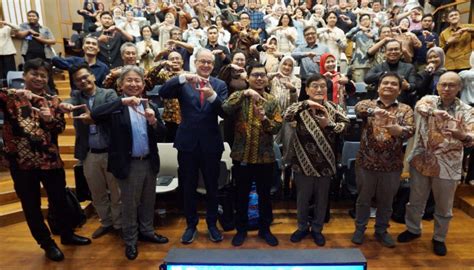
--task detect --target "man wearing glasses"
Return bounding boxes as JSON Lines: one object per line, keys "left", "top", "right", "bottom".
{"left": 222, "top": 63, "right": 282, "bottom": 247}
{"left": 364, "top": 39, "right": 417, "bottom": 106}
{"left": 159, "top": 48, "right": 228, "bottom": 244}
{"left": 291, "top": 26, "right": 330, "bottom": 100}
{"left": 398, "top": 72, "right": 474, "bottom": 256}
{"left": 352, "top": 72, "right": 414, "bottom": 248}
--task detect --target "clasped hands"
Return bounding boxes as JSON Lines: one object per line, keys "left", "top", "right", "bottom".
{"left": 432, "top": 109, "right": 466, "bottom": 140}
{"left": 15, "top": 89, "right": 52, "bottom": 122}
{"left": 122, "top": 97, "right": 157, "bottom": 125}
{"left": 307, "top": 100, "right": 333, "bottom": 128}
{"left": 184, "top": 74, "right": 216, "bottom": 99}
{"left": 373, "top": 108, "right": 403, "bottom": 137}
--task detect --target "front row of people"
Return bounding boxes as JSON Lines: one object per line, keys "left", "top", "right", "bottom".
{"left": 1, "top": 51, "right": 472, "bottom": 262}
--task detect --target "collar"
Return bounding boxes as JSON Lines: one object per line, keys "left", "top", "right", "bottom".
{"left": 305, "top": 43, "right": 318, "bottom": 49}
{"left": 437, "top": 97, "right": 459, "bottom": 112}
{"left": 376, "top": 98, "right": 399, "bottom": 108}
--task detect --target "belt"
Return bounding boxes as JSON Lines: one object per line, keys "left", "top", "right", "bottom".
{"left": 89, "top": 148, "right": 108, "bottom": 154}
{"left": 131, "top": 155, "right": 150, "bottom": 160}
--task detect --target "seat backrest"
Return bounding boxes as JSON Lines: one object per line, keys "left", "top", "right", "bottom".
{"left": 7, "top": 71, "right": 24, "bottom": 88}
{"left": 157, "top": 143, "right": 178, "bottom": 177}
{"left": 341, "top": 141, "right": 360, "bottom": 167}
{"left": 354, "top": 82, "right": 368, "bottom": 93}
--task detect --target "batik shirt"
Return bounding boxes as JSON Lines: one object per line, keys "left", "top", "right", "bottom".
{"left": 284, "top": 100, "right": 349, "bottom": 177}
{"left": 222, "top": 90, "right": 282, "bottom": 164}
{"left": 408, "top": 95, "right": 474, "bottom": 180}
{"left": 355, "top": 99, "right": 414, "bottom": 172}
{"left": 0, "top": 88, "right": 65, "bottom": 170}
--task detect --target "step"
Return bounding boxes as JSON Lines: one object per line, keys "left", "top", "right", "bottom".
{"left": 59, "top": 136, "right": 76, "bottom": 155}
{"left": 0, "top": 169, "right": 76, "bottom": 206}
{"left": 63, "top": 125, "right": 75, "bottom": 136}
{"left": 455, "top": 184, "right": 474, "bottom": 218}
{"left": 0, "top": 197, "right": 93, "bottom": 227}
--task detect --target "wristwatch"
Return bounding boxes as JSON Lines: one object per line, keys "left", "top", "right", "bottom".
{"left": 367, "top": 108, "right": 374, "bottom": 116}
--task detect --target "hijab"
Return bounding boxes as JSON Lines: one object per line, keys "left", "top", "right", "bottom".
{"left": 319, "top": 53, "right": 340, "bottom": 103}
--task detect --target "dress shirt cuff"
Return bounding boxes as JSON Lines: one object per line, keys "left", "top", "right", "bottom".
{"left": 207, "top": 92, "right": 217, "bottom": 103}
{"left": 178, "top": 74, "right": 187, "bottom": 84}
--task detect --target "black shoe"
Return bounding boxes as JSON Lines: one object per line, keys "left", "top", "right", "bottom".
{"left": 290, "top": 229, "right": 309, "bottom": 243}
{"left": 208, "top": 226, "right": 223, "bottom": 242}
{"left": 311, "top": 231, "right": 326, "bottom": 246}
{"left": 432, "top": 239, "right": 447, "bottom": 256}
{"left": 181, "top": 227, "right": 197, "bottom": 244}
{"left": 61, "top": 233, "right": 92, "bottom": 245}
{"left": 258, "top": 230, "right": 279, "bottom": 246}
{"left": 231, "top": 231, "right": 247, "bottom": 247}
{"left": 41, "top": 243, "right": 64, "bottom": 262}
{"left": 92, "top": 225, "right": 114, "bottom": 239}
{"left": 397, "top": 230, "right": 421, "bottom": 243}
{"left": 125, "top": 245, "right": 138, "bottom": 260}
{"left": 138, "top": 233, "right": 169, "bottom": 244}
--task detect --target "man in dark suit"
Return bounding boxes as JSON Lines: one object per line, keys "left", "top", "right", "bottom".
{"left": 364, "top": 39, "right": 417, "bottom": 107}
{"left": 159, "top": 48, "right": 228, "bottom": 244}
{"left": 59, "top": 63, "right": 121, "bottom": 239}
{"left": 91, "top": 65, "right": 168, "bottom": 260}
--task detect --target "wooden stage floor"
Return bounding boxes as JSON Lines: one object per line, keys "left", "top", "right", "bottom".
{"left": 0, "top": 209, "right": 473, "bottom": 270}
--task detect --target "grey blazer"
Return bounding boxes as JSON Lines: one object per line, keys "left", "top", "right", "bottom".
{"left": 63, "top": 87, "right": 118, "bottom": 160}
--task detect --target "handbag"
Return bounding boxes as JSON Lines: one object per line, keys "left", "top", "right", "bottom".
{"left": 47, "top": 188, "right": 87, "bottom": 235}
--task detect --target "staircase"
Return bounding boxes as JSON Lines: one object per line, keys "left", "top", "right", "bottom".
{"left": 0, "top": 72, "right": 93, "bottom": 227}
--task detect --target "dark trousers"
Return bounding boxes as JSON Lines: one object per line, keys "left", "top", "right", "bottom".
{"left": 0, "top": 54, "right": 16, "bottom": 86}
{"left": 10, "top": 168, "right": 73, "bottom": 246}
{"left": 178, "top": 149, "right": 222, "bottom": 228}
{"left": 233, "top": 162, "right": 274, "bottom": 232}
{"left": 164, "top": 121, "right": 178, "bottom": 142}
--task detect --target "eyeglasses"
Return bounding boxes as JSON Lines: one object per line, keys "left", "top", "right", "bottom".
{"left": 438, "top": 82, "right": 458, "bottom": 89}
{"left": 386, "top": 48, "right": 401, "bottom": 52}
{"left": 240, "top": 17, "right": 250, "bottom": 20}
{"left": 197, "top": 59, "right": 214, "bottom": 65}
{"left": 249, "top": 72, "right": 267, "bottom": 78}
{"left": 304, "top": 32, "right": 316, "bottom": 36}
{"left": 308, "top": 83, "right": 327, "bottom": 89}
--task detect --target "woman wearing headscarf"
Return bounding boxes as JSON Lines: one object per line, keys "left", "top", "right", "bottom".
{"left": 269, "top": 56, "right": 301, "bottom": 155}
{"left": 319, "top": 53, "right": 355, "bottom": 107}
{"left": 415, "top": 47, "right": 447, "bottom": 100}
{"left": 250, "top": 36, "right": 282, "bottom": 73}
{"left": 218, "top": 51, "right": 248, "bottom": 146}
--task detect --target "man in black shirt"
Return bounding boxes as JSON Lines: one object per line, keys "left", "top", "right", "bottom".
{"left": 91, "top": 11, "right": 134, "bottom": 69}
{"left": 17, "top": 10, "right": 56, "bottom": 62}
{"left": 205, "top": 26, "right": 230, "bottom": 77}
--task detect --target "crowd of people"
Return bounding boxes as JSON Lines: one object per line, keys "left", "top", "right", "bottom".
{"left": 1, "top": 0, "right": 474, "bottom": 263}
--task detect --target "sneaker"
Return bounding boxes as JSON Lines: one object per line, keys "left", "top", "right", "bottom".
{"left": 374, "top": 232, "right": 395, "bottom": 248}
{"left": 397, "top": 230, "right": 421, "bottom": 243}
{"left": 208, "top": 226, "right": 223, "bottom": 242}
{"left": 311, "top": 231, "right": 326, "bottom": 246}
{"left": 432, "top": 239, "right": 447, "bottom": 256}
{"left": 258, "top": 230, "right": 279, "bottom": 246}
{"left": 181, "top": 227, "right": 197, "bottom": 244}
{"left": 469, "top": 180, "right": 474, "bottom": 186}
{"left": 231, "top": 231, "right": 247, "bottom": 247}
{"left": 351, "top": 230, "right": 365, "bottom": 245}
{"left": 290, "top": 229, "right": 309, "bottom": 243}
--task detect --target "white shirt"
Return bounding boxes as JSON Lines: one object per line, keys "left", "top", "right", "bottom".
{"left": 0, "top": 26, "right": 17, "bottom": 55}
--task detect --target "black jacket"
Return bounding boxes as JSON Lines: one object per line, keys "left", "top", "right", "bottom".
{"left": 91, "top": 97, "right": 166, "bottom": 179}
{"left": 364, "top": 61, "right": 417, "bottom": 107}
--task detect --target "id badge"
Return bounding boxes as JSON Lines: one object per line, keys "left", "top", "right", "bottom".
{"left": 89, "top": 124, "right": 98, "bottom": 135}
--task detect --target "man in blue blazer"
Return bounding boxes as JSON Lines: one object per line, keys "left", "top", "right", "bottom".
{"left": 159, "top": 48, "right": 228, "bottom": 244}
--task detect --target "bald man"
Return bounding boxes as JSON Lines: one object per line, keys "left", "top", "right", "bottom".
{"left": 398, "top": 72, "right": 474, "bottom": 256}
